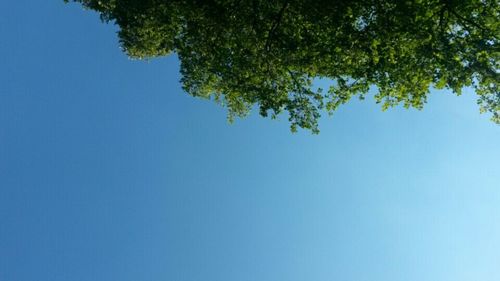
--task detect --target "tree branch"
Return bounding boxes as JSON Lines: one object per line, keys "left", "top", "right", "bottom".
{"left": 265, "top": 1, "right": 289, "bottom": 52}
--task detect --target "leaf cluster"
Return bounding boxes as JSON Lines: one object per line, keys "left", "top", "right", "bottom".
{"left": 67, "top": 0, "right": 499, "bottom": 132}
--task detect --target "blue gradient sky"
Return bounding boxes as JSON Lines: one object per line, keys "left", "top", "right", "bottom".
{"left": 1, "top": 2, "right": 500, "bottom": 281}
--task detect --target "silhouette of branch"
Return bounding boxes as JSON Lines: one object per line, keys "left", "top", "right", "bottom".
{"left": 265, "top": 1, "right": 289, "bottom": 52}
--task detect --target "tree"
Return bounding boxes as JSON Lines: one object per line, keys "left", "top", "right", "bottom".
{"left": 66, "top": 0, "right": 499, "bottom": 133}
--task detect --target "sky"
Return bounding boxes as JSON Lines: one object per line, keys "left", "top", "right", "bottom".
{"left": 1, "top": 2, "right": 500, "bottom": 281}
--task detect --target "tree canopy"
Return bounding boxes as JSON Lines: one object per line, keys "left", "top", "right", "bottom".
{"left": 66, "top": 0, "right": 499, "bottom": 132}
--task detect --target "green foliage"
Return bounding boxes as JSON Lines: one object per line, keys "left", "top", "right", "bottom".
{"left": 66, "top": 0, "right": 499, "bottom": 132}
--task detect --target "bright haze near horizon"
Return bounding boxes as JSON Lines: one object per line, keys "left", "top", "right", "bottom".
{"left": 1, "top": 2, "right": 499, "bottom": 281}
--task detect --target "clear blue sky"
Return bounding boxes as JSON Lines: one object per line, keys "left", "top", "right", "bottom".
{"left": 1, "top": 2, "right": 499, "bottom": 281}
